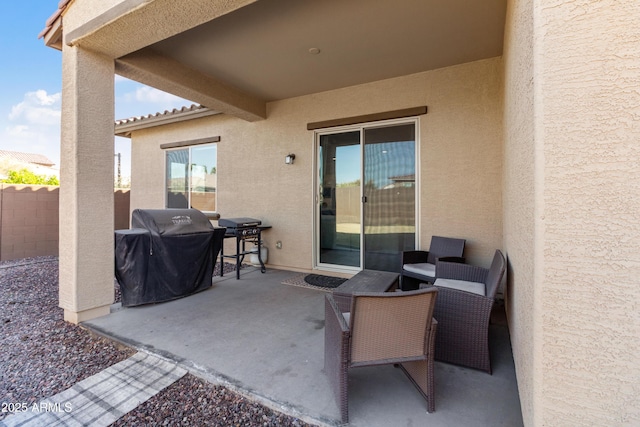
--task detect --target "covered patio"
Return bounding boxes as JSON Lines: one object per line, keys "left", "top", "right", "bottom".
{"left": 85, "top": 267, "right": 522, "bottom": 426}
{"left": 40, "top": 0, "right": 640, "bottom": 425}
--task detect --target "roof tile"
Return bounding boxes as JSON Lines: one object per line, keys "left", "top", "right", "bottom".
{"left": 0, "top": 150, "right": 55, "bottom": 167}
{"left": 115, "top": 104, "right": 207, "bottom": 126}
{"left": 39, "top": 0, "right": 70, "bottom": 40}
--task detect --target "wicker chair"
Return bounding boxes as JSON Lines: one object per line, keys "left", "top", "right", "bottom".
{"left": 401, "top": 236, "right": 466, "bottom": 290}
{"left": 324, "top": 288, "right": 438, "bottom": 423}
{"left": 432, "top": 249, "right": 506, "bottom": 373}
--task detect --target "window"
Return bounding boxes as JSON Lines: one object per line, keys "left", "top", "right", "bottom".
{"left": 166, "top": 144, "right": 217, "bottom": 213}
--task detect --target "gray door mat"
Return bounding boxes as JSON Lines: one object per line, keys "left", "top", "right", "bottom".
{"left": 1, "top": 352, "right": 186, "bottom": 427}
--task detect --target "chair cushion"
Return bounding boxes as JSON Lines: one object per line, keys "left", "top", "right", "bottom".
{"left": 434, "top": 278, "right": 486, "bottom": 296}
{"left": 402, "top": 262, "right": 435, "bottom": 277}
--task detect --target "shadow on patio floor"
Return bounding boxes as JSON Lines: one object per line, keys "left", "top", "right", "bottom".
{"left": 85, "top": 267, "right": 523, "bottom": 427}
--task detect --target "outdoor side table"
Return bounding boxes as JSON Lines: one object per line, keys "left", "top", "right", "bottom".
{"left": 333, "top": 269, "right": 399, "bottom": 312}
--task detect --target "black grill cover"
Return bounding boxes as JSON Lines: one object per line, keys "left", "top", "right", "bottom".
{"left": 115, "top": 209, "right": 226, "bottom": 307}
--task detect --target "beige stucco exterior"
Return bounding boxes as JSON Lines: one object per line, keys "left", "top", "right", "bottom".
{"left": 49, "top": 0, "right": 639, "bottom": 425}
{"left": 59, "top": 43, "right": 115, "bottom": 324}
{"left": 503, "top": 0, "right": 538, "bottom": 422}
{"left": 502, "top": 0, "right": 640, "bottom": 425}
{"left": 130, "top": 58, "right": 504, "bottom": 271}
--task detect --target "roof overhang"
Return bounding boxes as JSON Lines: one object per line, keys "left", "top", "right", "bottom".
{"left": 38, "top": 0, "right": 72, "bottom": 50}
{"left": 42, "top": 0, "right": 507, "bottom": 122}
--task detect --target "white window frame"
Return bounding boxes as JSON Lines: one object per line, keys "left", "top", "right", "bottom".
{"left": 311, "top": 117, "right": 420, "bottom": 273}
{"left": 164, "top": 142, "right": 217, "bottom": 214}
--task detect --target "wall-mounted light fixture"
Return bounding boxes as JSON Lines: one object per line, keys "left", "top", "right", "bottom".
{"left": 285, "top": 154, "right": 296, "bottom": 165}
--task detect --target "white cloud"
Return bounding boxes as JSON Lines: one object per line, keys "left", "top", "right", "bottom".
{"left": 0, "top": 88, "right": 142, "bottom": 177}
{"left": 116, "top": 81, "right": 192, "bottom": 117}
{"left": 8, "top": 90, "right": 61, "bottom": 126}
{"left": 6, "top": 124, "right": 31, "bottom": 137}
{"left": 0, "top": 90, "right": 62, "bottom": 165}
{"left": 133, "top": 86, "right": 186, "bottom": 104}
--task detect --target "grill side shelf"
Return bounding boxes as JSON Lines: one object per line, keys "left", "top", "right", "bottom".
{"left": 219, "top": 225, "right": 271, "bottom": 279}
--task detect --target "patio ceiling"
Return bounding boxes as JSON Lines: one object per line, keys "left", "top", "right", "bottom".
{"left": 62, "top": 0, "right": 507, "bottom": 120}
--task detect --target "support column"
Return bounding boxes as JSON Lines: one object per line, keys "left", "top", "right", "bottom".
{"left": 59, "top": 45, "right": 115, "bottom": 324}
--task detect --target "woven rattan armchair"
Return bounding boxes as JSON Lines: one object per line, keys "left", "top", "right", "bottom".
{"left": 324, "top": 288, "right": 438, "bottom": 423}
{"left": 432, "top": 249, "right": 506, "bottom": 373}
{"left": 401, "top": 236, "right": 466, "bottom": 290}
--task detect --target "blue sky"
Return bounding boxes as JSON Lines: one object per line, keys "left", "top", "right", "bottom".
{"left": 0, "top": 2, "right": 191, "bottom": 178}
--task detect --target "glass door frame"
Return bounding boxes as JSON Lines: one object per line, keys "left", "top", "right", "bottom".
{"left": 312, "top": 117, "right": 421, "bottom": 273}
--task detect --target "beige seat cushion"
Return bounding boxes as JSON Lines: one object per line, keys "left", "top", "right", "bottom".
{"left": 402, "top": 262, "right": 436, "bottom": 277}
{"left": 434, "top": 278, "right": 486, "bottom": 296}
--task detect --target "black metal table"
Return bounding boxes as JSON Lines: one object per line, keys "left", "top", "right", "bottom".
{"left": 220, "top": 225, "right": 271, "bottom": 279}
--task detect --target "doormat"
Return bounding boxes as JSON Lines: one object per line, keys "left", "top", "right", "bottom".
{"left": 281, "top": 273, "right": 347, "bottom": 291}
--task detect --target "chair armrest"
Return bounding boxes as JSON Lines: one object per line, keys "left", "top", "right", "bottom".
{"left": 435, "top": 260, "right": 488, "bottom": 283}
{"left": 429, "top": 318, "right": 438, "bottom": 354}
{"left": 436, "top": 256, "right": 465, "bottom": 264}
{"left": 402, "top": 250, "right": 429, "bottom": 265}
{"left": 325, "top": 294, "right": 349, "bottom": 332}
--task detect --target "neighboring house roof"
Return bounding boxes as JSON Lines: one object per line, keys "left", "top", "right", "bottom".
{"left": 115, "top": 104, "right": 220, "bottom": 138}
{"left": 0, "top": 150, "right": 55, "bottom": 167}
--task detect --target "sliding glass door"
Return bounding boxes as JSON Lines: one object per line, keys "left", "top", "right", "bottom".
{"left": 318, "top": 131, "right": 361, "bottom": 267}
{"left": 362, "top": 124, "right": 416, "bottom": 271}
{"left": 316, "top": 121, "right": 417, "bottom": 272}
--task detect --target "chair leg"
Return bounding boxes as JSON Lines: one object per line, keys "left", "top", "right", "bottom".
{"left": 325, "top": 297, "right": 350, "bottom": 423}
{"left": 399, "top": 360, "right": 435, "bottom": 413}
{"left": 324, "top": 348, "right": 349, "bottom": 422}
{"left": 398, "top": 319, "right": 437, "bottom": 413}
{"left": 339, "top": 367, "right": 349, "bottom": 423}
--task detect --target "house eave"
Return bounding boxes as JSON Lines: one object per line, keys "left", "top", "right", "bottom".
{"left": 40, "top": 18, "right": 64, "bottom": 50}
{"left": 38, "top": 0, "right": 72, "bottom": 50}
{"left": 115, "top": 106, "right": 221, "bottom": 138}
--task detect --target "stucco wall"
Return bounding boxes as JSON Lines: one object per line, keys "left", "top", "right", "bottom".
{"left": 130, "top": 57, "right": 503, "bottom": 271}
{"left": 502, "top": 0, "right": 537, "bottom": 423}
{"left": 504, "top": 0, "right": 640, "bottom": 425}
{"left": 536, "top": 1, "right": 640, "bottom": 425}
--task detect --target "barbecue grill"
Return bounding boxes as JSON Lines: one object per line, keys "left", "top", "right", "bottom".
{"left": 218, "top": 217, "right": 271, "bottom": 279}
{"left": 115, "top": 209, "right": 225, "bottom": 306}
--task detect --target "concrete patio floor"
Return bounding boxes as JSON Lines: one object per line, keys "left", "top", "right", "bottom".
{"left": 84, "top": 267, "right": 523, "bottom": 427}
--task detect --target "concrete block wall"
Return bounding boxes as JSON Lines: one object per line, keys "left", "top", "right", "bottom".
{"left": 114, "top": 189, "right": 131, "bottom": 230}
{"left": 0, "top": 184, "right": 130, "bottom": 261}
{"left": 0, "top": 185, "right": 59, "bottom": 261}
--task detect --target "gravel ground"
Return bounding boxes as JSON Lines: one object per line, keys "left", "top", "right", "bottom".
{"left": 0, "top": 257, "right": 314, "bottom": 426}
